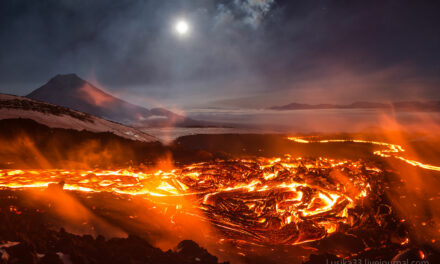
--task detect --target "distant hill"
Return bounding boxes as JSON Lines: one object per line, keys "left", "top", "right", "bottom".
{"left": 270, "top": 101, "right": 440, "bottom": 111}
{"left": 26, "top": 74, "right": 204, "bottom": 127}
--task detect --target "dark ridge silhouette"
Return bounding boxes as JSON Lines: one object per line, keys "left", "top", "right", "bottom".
{"left": 0, "top": 118, "right": 166, "bottom": 169}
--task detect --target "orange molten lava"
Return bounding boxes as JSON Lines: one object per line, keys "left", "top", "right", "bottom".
{"left": 0, "top": 156, "right": 376, "bottom": 245}
{"left": 4, "top": 137, "right": 431, "bottom": 245}
{"left": 288, "top": 137, "right": 440, "bottom": 171}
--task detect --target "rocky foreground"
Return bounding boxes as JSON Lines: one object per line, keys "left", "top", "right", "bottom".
{"left": 0, "top": 191, "right": 226, "bottom": 264}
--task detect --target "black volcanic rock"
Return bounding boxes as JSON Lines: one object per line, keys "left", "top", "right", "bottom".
{"left": 176, "top": 240, "right": 219, "bottom": 264}
{"left": 40, "top": 252, "right": 63, "bottom": 264}
{"left": 26, "top": 74, "right": 193, "bottom": 126}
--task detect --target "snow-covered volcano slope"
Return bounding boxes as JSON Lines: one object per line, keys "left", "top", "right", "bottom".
{"left": 0, "top": 94, "right": 158, "bottom": 142}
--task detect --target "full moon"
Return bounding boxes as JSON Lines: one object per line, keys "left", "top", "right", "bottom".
{"left": 175, "top": 20, "right": 189, "bottom": 36}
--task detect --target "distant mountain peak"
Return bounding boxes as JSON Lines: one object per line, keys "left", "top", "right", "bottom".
{"left": 27, "top": 74, "right": 146, "bottom": 123}
{"left": 29, "top": 73, "right": 89, "bottom": 96}
{"left": 25, "top": 73, "right": 200, "bottom": 127}
{"left": 52, "top": 73, "right": 81, "bottom": 79}
{"left": 47, "top": 73, "right": 85, "bottom": 86}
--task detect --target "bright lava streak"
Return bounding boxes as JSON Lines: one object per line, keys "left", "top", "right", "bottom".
{"left": 287, "top": 137, "right": 440, "bottom": 171}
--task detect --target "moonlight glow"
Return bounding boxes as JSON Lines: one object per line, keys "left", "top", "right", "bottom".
{"left": 175, "top": 20, "right": 189, "bottom": 36}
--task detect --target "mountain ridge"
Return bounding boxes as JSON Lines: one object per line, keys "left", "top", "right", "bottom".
{"left": 270, "top": 101, "right": 440, "bottom": 111}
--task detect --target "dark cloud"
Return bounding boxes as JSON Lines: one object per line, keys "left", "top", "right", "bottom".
{"left": 0, "top": 0, "right": 439, "bottom": 107}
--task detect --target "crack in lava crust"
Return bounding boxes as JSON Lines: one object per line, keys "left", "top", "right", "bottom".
{"left": 0, "top": 156, "right": 377, "bottom": 245}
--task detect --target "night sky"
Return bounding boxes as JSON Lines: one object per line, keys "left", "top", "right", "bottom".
{"left": 1, "top": 0, "right": 439, "bottom": 108}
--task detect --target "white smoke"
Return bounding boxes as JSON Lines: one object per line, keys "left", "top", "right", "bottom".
{"left": 236, "top": 0, "right": 275, "bottom": 27}
{"left": 216, "top": 0, "right": 276, "bottom": 28}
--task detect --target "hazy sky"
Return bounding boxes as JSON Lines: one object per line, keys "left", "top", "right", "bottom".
{"left": 1, "top": 0, "right": 439, "bottom": 108}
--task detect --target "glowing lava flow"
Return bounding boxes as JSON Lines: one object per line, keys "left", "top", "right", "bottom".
{"left": 1, "top": 136, "right": 435, "bottom": 246}
{"left": 288, "top": 137, "right": 440, "bottom": 172}
{"left": 0, "top": 156, "right": 376, "bottom": 245}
